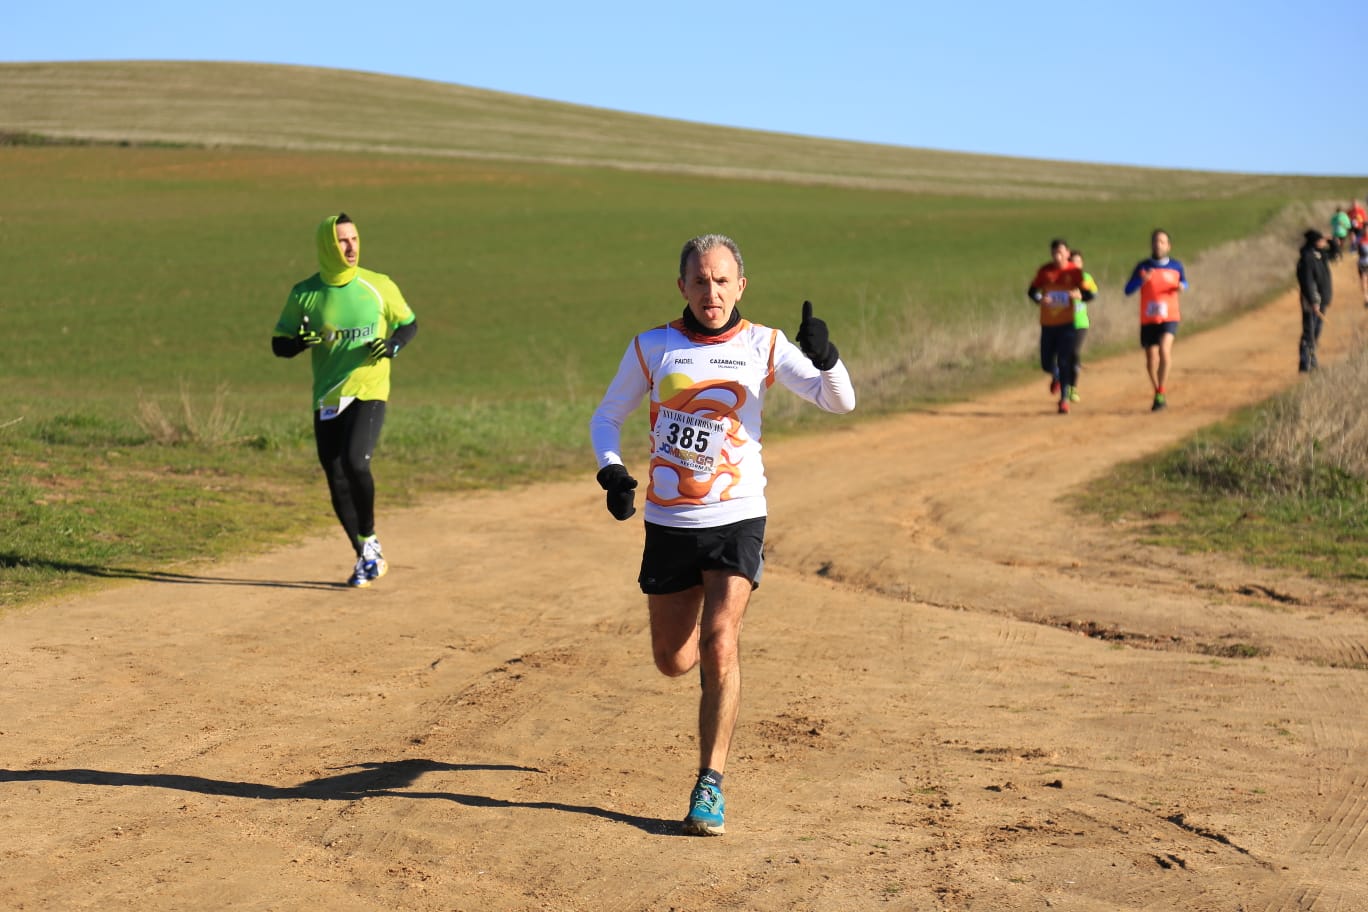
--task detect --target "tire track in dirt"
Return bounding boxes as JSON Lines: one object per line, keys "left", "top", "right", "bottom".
{"left": 1255, "top": 669, "right": 1368, "bottom": 912}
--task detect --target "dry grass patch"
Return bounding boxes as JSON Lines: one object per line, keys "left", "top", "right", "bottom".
{"left": 1247, "top": 331, "right": 1368, "bottom": 487}
{"left": 135, "top": 382, "right": 245, "bottom": 447}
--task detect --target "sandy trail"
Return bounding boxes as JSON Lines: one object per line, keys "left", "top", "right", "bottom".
{"left": 2, "top": 260, "right": 1366, "bottom": 911}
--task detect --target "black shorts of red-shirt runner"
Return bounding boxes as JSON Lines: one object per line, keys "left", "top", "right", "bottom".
{"left": 638, "top": 517, "right": 766, "bottom": 595}
{"left": 1139, "top": 321, "right": 1180, "bottom": 348}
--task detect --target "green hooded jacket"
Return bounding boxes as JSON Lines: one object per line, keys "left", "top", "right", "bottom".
{"left": 273, "top": 216, "right": 416, "bottom": 416}
{"left": 1074, "top": 271, "right": 1098, "bottom": 330}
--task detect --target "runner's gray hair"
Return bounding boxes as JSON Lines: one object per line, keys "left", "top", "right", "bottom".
{"left": 679, "top": 234, "right": 745, "bottom": 280}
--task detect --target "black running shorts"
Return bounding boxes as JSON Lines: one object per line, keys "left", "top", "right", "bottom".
{"left": 638, "top": 517, "right": 766, "bottom": 595}
{"left": 1140, "top": 321, "right": 1179, "bottom": 348}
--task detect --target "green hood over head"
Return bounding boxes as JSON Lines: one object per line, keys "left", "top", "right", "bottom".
{"left": 316, "top": 215, "right": 359, "bottom": 286}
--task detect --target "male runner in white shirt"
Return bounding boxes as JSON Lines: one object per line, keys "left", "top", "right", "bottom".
{"left": 589, "top": 233, "right": 855, "bottom": 835}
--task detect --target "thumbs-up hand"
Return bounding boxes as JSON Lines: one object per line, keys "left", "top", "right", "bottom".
{"left": 796, "top": 300, "right": 839, "bottom": 371}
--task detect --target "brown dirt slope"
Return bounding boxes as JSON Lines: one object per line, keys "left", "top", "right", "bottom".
{"left": 2, "top": 260, "right": 1366, "bottom": 911}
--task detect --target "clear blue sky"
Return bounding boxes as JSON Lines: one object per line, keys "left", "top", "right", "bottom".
{"left": 6, "top": 1, "right": 1366, "bottom": 176}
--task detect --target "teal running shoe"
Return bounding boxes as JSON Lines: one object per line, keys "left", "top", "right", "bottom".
{"left": 682, "top": 781, "right": 725, "bottom": 836}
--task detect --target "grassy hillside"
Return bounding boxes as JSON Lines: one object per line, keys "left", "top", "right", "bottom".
{"left": 2, "top": 60, "right": 1359, "bottom": 199}
{"left": 1078, "top": 344, "right": 1368, "bottom": 581}
{"left": 1, "top": 61, "right": 1363, "bottom": 607}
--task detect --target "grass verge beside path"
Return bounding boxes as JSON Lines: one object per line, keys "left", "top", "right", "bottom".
{"left": 0, "top": 400, "right": 578, "bottom": 608}
{"left": 1076, "top": 342, "right": 1368, "bottom": 582}
{"left": 2, "top": 417, "right": 317, "bottom": 605}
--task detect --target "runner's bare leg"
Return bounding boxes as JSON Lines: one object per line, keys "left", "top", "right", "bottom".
{"left": 1156, "top": 332, "right": 1175, "bottom": 391}
{"left": 649, "top": 570, "right": 751, "bottom": 774}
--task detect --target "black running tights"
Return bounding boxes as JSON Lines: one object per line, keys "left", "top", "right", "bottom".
{"left": 314, "top": 399, "right": 386, "bottom": 555}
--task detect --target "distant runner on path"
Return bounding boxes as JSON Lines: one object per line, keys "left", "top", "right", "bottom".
{"left": 1358, "top": 226, "right": 1368, "bottom": 308}
{"left": 1026, "top": 238, "right": 1090, "bottom": 414}
{"left": 1124, "top": 229, "right": 1188, "bottom": 411}
{"left": 1330, "top": 206, "right": 1351, "bottom": 260}
{"left": 1348, "top": 199, "right": 1366, "bottom": 253}
{"left": 589, "top": 233, "right": 856, "bottom": 836}
{"left": 272, "top": 213, "right": 418, "bottom": 587}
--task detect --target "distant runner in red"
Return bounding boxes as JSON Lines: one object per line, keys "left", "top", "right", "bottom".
{"left": 1124, "top": 229, "right": 1188, "bottom": 411}
{"left": 1348, "top": 199, "right": 1366, "bottom": 253}
{"left": 1026, "top": 239, "right": 1091, "bottom": 414}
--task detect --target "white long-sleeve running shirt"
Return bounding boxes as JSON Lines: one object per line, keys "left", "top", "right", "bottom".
{"left": 590, "top": 317, "right": 855, "bottom": 529}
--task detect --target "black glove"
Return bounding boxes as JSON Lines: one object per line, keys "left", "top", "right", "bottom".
{"left": 368, "top": 337, "right": 401, "bottom": 361}
{"left": 298, "top": 315, "right": 323, "bottom": 347}
{"left": 596, "top": 464, "right": 638, "bottom": 521}
{"left": 796, "top": 300, "right": 840, "bottom": 371}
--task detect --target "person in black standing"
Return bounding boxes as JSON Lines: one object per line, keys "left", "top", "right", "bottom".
{"left": 1296, "top": 229, "right": 1332, "bottom": 373}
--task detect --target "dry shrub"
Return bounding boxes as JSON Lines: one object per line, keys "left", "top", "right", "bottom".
{"left": 135, "top": 381, "right": 243, "bottom": 446}
{"left": 857, "top": 301, "right": 1035, "bottom": 405}
{"left": 1248, "top": 329, "right": 1368, "bottom": 483}
{"left": 765, "top": 294, "right": 1037, "bottom": 423}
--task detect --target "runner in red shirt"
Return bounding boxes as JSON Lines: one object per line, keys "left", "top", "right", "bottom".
{"left": 1124, "top": 229, "right": 1188, "bottom": 411}
{"left": 1026, "top": 239, "right": 1091, "bottom": 414}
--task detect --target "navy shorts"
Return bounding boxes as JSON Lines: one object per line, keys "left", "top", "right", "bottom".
{"left": 1140, "top": 322, "right": 1179, "bottom": 348}
{"left": 638, "top": 517, "right": 766, "bottom": 595}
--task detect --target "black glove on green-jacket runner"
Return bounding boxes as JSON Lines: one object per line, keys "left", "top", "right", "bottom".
{"left": 368, "top": 337, "right": 401, "bottom": 361}
{"left": 272, "top": 315, "right": 322, "bottom": 358}
{"left": 298, "top": 315, "right": 323, "bottom": 347}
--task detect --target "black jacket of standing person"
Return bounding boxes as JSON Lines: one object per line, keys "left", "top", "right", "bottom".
{"left": 1297, "top": 230, "right": 1333, "bottom": 313}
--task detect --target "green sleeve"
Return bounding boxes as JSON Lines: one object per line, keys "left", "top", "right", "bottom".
{"left": 274, "top": 287, "right": 305, "bottom": 337}
{"left": 379, "top": 275, "right": 415, "bottom": 329}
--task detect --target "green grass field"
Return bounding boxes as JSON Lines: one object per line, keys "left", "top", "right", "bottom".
{"left": 2, "top": 61, "right": 1364, "bottom": 607}
{"left": 1077, "top": 341, "right": 1368, "bottom": 582}
{"left": 1078, "top": 414, "right": 1368, "bottom": 581}
{"left": 3, "top": 145, "right": 1333, "bottom": 411}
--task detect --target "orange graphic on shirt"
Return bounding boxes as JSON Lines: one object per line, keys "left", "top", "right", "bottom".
{"left": 647, "top": 378, "right": 749, "bottom": 507}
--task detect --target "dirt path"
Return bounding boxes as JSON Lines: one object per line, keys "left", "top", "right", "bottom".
{"left": 3, "top": 261, "right": 1367, "bottom": 911}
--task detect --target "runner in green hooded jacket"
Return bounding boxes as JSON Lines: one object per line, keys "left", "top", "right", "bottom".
{"left": 272, "top": 213, "right": 418, "bottom": 587}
